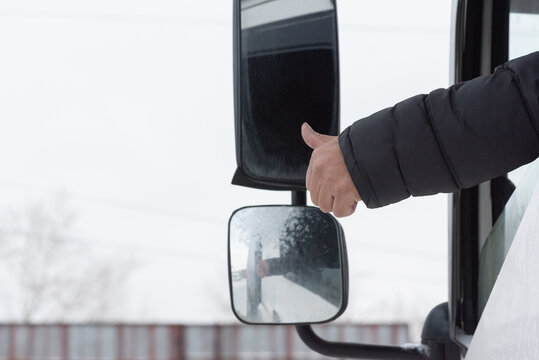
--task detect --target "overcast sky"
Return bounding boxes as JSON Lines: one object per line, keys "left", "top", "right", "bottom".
{"left": 0, "top": 0, "right": 453, "bottom": 335}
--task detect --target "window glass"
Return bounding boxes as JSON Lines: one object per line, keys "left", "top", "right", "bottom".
{"left": 479, "top": 159, "right": 539, "bottom": 316}
{"left": 505, "top": 4, "right": 539, "bottom": 186}
{"left": 508, "top": 4, "right": 539, "bottom": 59}
{"left": 506, "top": 2, "right": 539, "bottom": 185}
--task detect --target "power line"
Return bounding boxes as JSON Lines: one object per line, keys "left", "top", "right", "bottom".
{"left": 339, "top": 23, "right": 448, "bottom": 34}
{"left": 0, "top": 179, "right": 223, "bottom": 224}
{"left": 0, "top": 226, "right": 220, "bottom": 261}
{"left": 0, "top": 8, "right": 229, "bottom": 27}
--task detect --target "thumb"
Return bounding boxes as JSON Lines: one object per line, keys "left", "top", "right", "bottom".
{"left": 301, "top": 123, "right": 334, "bottom": 149}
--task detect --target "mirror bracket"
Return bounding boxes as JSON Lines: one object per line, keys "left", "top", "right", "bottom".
{"left": 291, "top": 191, "right": 307, "bottom": 206}
{"left": 295, "top": 325, "right": 429, "bottom": 359}
{"left": 289, "top": 197, "right": 426, "bottom": 359}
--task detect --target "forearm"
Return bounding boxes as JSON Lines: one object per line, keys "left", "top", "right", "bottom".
{"left": 340, "top": 51, "right": 539, "bottom": 208}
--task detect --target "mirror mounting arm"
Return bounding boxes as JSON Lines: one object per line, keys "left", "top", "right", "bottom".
{"left": 289, "top": 191, "right": 428, "bottom": 358}
{"left": 295, "top": 325, "right": 429, "bottom": 359}
{"left": 291, "top": 191, "right": 307, "bottom": 206}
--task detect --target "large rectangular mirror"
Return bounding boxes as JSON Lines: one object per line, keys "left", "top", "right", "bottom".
{"left": 228, "top": 206, "right": 348, "bottom": 324}
{"left": 233, "top": 0, "right": 340, "bottom": 190}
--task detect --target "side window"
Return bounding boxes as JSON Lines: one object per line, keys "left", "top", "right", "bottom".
{"left": 505, "top": 0, "right": 539, "bottom": 189}
{"left": 478, "top": 162, "right": 539, "bottom": 317}
{"left": 477, "top": 0, "right": 539, "bottom": 319}
{"left": 508, "top": 1, "right": 539, "bottom": 60}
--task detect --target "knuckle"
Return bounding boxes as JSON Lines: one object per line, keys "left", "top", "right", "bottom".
{"left": 334, "top": 183, "right": 345, "bottom": 196}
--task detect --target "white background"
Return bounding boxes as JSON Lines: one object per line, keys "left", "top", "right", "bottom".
{"left": 0, "top": 0, "right": 451, "bottom": 340}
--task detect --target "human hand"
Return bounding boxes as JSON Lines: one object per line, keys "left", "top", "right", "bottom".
{"left": 301, "top": 123, "right": 361, "bottom": 217}
{"left": 256, "top": 259, "right": 270, "bottom": 278}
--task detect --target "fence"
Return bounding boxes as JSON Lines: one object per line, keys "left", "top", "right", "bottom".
{"left": 0, "top": 323, "right": 410, "bottom": 360}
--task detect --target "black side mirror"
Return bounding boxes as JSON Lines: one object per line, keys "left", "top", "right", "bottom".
{"left": 228, "top": 205, "right": 348, "bottom": 324}
{"left": 232, "top": 0, "right": 340, "bottom": 190}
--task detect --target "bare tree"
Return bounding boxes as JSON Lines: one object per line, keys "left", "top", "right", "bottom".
{"left": 0, "top": 196, "right": 134, "bottom": 322}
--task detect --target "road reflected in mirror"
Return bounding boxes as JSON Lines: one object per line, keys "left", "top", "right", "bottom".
{"left": 229, "top": 206, "right": 345, "bottom": 324}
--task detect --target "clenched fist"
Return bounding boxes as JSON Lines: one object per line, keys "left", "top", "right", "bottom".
{"left": 301, "top": 123, "right": 361, "bottom": 218}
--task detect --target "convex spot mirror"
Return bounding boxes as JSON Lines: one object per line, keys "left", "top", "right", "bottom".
{"left": 228, "top": 206, "right": 348, "bottom": 324}
{"left": 232, "top": 0, "right": 340, "bottom": 190}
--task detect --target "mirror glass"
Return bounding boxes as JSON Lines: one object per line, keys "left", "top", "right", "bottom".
{"left": 236, "top": 0, "right": 339, "bottom": 188}
{"left": 228, "top": 206, "right": 346, "bottom": 324}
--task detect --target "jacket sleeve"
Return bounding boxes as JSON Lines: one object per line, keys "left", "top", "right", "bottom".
{"left": 339, "top": 51, "right": 539, "bottom": 208}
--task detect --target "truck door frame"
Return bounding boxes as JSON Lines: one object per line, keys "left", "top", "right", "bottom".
{"left": 449, "top": 0, "right": 510, "bottom": 351}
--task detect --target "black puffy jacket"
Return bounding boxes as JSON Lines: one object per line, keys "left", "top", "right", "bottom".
{"left": 338, "top": 51, "right": 539, "bottom": 208}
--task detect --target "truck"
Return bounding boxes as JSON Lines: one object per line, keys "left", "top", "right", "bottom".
{"left": 228, "top": 0, "right": 539, "bottom": 359}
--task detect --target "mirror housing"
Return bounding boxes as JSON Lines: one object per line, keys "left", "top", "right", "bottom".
{"left": 232, "top": 0, "right": 340, "bottom": 190}
{"left": 228, "top": 205, "right": 348, "bottom": 325}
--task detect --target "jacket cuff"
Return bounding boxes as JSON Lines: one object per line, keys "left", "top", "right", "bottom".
{"left": 338, "top": 127, "right": 380, "bottom": 208}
